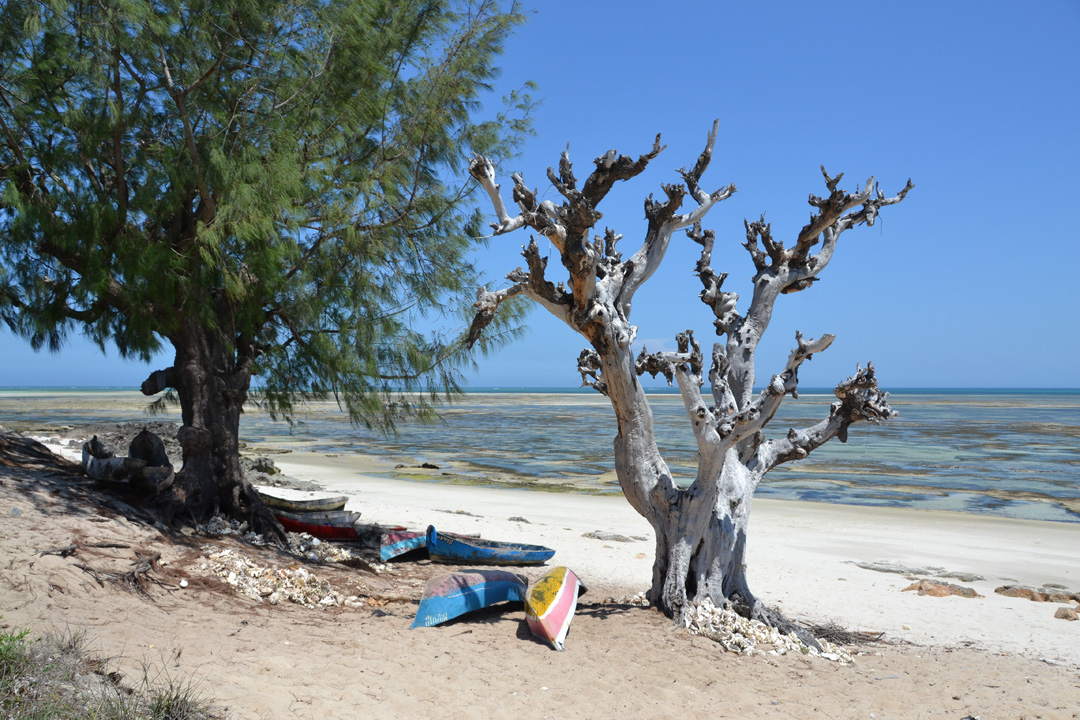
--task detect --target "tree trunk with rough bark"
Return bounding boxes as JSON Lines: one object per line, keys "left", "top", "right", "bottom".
{"left": 467, "top": 122, "right": 912, "bottom": 641}
{"left": 143, "top": 316, "right": 285, "bottom": 543}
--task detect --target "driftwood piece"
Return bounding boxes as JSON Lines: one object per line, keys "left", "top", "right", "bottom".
{"left": 39, "top": 541, "right": 133, "bottom": 558}
{"left": 82, "top": 442, "right": 129, "bottom": 482}
{"left": 39, "top": 543, "right": 79, "bottom": 558}
{"left": 81, "top": 429, "right": 175, "bottom": 495}
{"left": 129, "top": 428, "right": 170, "bottom": 468}
{"left": 801, "top": 621, "right": 886, "bottom": 646}
{"left": 87, "top": 436, "right": 114, "bottom": 459}
{"left": 137, "top": 465, "right": 175, "bottom": 493}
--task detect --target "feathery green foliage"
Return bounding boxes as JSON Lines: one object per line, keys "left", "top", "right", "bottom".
{"left": 0, "top": 0, "right": 531, "bottom": 430}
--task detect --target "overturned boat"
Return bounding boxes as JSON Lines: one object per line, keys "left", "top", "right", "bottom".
{"left": 411, "top": 569, "right": 528, "bottom": 629}
{"left": 525, "top": 566, "right": 586, "bottom": 651}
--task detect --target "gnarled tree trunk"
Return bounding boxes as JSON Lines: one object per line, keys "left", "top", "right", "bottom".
{"left": 467, "top": 121, "right": 911, "bottom": 639}
{"left": 602, "top": 338, "right": 800, "bottom": 639}
{"left": 143, "top": 315, "right": 284, "bottom": 542}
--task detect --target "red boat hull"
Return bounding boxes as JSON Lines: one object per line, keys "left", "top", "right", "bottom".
{"left": 274, "top": 511, "right": 361, "bottom": 540}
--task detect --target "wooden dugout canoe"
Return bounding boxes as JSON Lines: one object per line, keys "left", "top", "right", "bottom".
{"left": 255, "top": 486, "right": 349, "bottom": 512}
{"left": 525, "top": 566, "right": 586, "bottom": 651}
{"left": 380, "top": 529, "right": 484, "bottom": 561}
{"left": 411, "top": 569, "right": 528, "bottom": 629}
{"left": 425, "top": 525, "right": 555, "bottom": 566}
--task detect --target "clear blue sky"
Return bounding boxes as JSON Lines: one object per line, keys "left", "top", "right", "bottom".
{"left": 3, "top": 0, "right": 1077, "bottom": 388}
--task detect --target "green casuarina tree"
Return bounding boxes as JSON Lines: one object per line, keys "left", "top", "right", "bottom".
{"left": 0, "top": 0, "right": 532, "bottom": 538}
{"left": 467, "top": 123, "right": 911, "bottom": 645}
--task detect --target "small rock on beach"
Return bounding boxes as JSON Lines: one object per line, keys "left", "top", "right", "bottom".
{"left": 902, "top": 579, "right": 983, "bottom": 598}
{"left": 994, "top": 585, "right": 1080, "bottom": 603}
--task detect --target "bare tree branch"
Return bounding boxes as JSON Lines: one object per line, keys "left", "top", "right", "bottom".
{"left": 708, "top": 342, "right": 737, "bottom": 415}
{"left": 716, "top": 331, "right": 835, "bottom": 447}
{"left": 620, "top": 121, "right": 735, "bottom": 307}
{"left": 141, "top": 367, "right": 178, "bottom": 396}
{"left": 752, "top": 362, "right": 896, "bottom": 473}
{"left": 468, "top": 155, "right": 529, "bottom": 236}
{"left": 466, "top": 284, "right": 524, "bottom": 348}
{"left": 724, "top": 173, "right": 913, "bottom": 406}
{"left": 689, "top": 223, "right": 741, "bottom": 335}
{"left": 580, "top": 134, "right": 665, "bottom": 206}
{"left": 576, "top": 348, "right": 607, "bottom": 396}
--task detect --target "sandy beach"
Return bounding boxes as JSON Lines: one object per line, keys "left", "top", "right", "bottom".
{"left": 2, "top": 436, "right": 1078, "bottom": 718}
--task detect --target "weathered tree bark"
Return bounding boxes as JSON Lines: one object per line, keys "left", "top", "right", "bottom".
{"left": 468, "top": 122, "right": 911, "bottom": 643}
{"left": 142, "top": 314, "right": 285, "bottom": 543}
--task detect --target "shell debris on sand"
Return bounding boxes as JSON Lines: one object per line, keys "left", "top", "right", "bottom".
{"left": 285, "top": 531, "right": 388, "bottom": 571}
{"left": 199, "top": 544, "right": 368, "bottom": 609}
{"left": 682, "top": 598, "right": 852, "bottom": 664}
{"left": 194, "top": 516, "right": 392, "bottom": 608}
{"left": 191, "top": 513, "right": 397, "bottom": 608}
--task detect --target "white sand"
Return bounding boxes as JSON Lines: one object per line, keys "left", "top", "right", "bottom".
{"left": 275, "top": 450, "right": 1080, "bottom": 667}
{"left": 6, "top": 436, "right": 1079, "bottom": 719}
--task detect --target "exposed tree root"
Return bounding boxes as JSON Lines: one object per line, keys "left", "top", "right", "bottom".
{"left": 74, "top": 551, "right": 170, "bottom": 599}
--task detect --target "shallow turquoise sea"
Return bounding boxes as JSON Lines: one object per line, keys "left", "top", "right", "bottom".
{"left": 2, "top": 387, "right": 1078, "bottom": 524}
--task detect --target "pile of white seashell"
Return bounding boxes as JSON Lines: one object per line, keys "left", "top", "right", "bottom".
{"left": 197, "top": 515, "right": 265, "bottom": 545}
{"left": 683, "top": 598, "right": 852, "bottom": 663}
{"left": 199, "top": 545, "right": 367, "bottom": 609}
{"left": 286, "top": 532, "right": 388, "bottom": 571}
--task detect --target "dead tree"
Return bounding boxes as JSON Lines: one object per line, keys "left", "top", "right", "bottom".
{"left": 467, "top": 121, "right": 913, "bottom": 640}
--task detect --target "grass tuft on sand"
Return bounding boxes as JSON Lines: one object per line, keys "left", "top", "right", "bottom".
{"left": 0, "top": 619, "right": 226, "bottom": 719}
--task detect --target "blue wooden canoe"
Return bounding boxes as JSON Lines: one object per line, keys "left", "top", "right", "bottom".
{"left": 425, "top": 525, "right": 555, "bottom": 566}
{"left": 411, "top": 569, "right": 528, "bottom": 629}
{"left": 381, "top": 529, "right": 487, "bottom": 562}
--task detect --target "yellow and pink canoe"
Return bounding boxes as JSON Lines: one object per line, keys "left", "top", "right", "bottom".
{"left": 525, "top": 566, "right": 586, "bottom": 651}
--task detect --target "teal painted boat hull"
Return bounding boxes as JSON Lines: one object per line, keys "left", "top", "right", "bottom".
{"left": 425, "top": 525, "right": 554, "bottom": 566}
{"left": 380, "top": 530, "right": 427, "bottom": 561}
{"left": 411, "top": 569, "right": 528, "bottom": 629}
